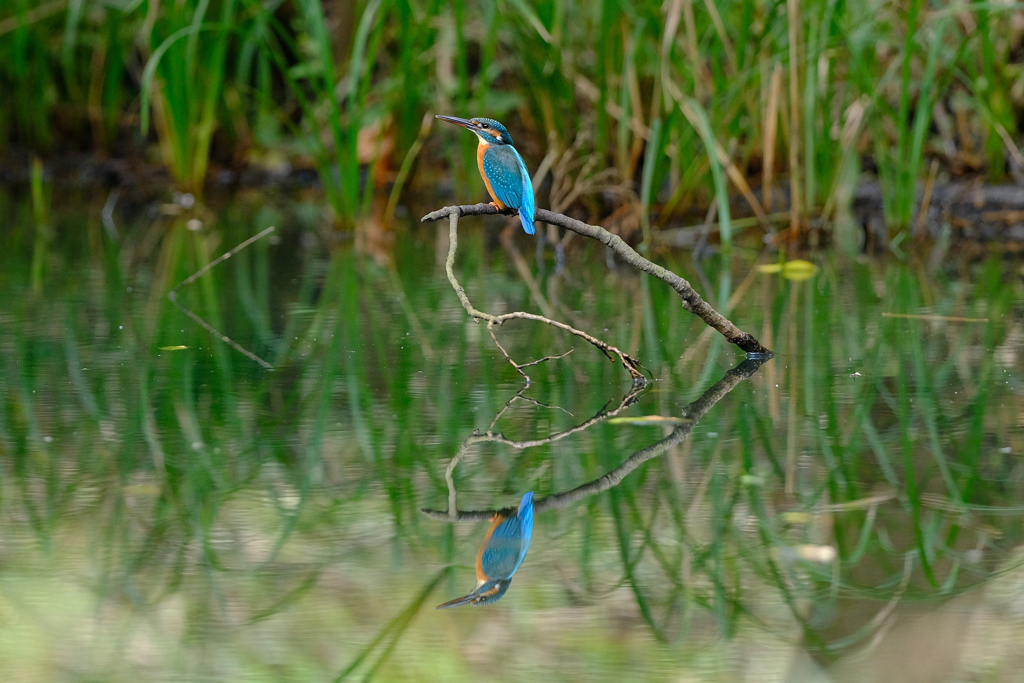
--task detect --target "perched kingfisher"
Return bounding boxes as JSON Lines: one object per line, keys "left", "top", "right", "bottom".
{"left": 436, "top": 115, "right": 536, "bottom": 235}
{"left": 436, "top": 491, "right": 534, "bottom": 608}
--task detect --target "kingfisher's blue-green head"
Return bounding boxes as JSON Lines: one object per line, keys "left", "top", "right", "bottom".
{"left": 436, "top": 115, "right": 514, "bottom": 146}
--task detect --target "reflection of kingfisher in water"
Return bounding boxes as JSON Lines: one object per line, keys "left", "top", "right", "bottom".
{"left": 436, "top": 491, "right": 534, "bottom": 608}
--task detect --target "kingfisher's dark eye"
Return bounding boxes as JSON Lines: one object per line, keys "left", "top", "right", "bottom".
{"left": 480, "top": 122, "right": 489, "bottom": 128}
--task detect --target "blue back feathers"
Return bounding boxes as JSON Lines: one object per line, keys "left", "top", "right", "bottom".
{"left": 482, "top": 145, "right": 536, "bottom": 235}
{"left": 479, "top": 491, "right": 534, "bottom": 580}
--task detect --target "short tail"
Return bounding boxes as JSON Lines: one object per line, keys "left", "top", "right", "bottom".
{"left": 518, "top": 491, "right": 534, "bottom": 517}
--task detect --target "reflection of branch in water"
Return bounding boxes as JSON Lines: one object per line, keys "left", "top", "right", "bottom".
{"left": 438, "top": 381, "right": 650, "bottom": 521}
{"left": 487, "top": 385, "right": 573, "bottom": 432}
{"left": 424, "top": 356, "right": 770, "bottom": 521}
{"left": 167, "top": 225, "right": 276, "bottom": 369}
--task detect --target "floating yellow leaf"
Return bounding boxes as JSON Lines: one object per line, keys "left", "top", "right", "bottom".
{"left": 756, "top": 259, "right": 818, "bottom": 280}
{"left": 781, "top": 259, "right": 818, "bottom": 280}
{"left": 159, "top": 345, "right": 188, "bottom": 351}
{"left": 781, "top": 511, "right": 813, "bottom": 524}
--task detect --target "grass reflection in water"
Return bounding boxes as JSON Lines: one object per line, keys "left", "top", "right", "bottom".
{"left": 0, "top": 192, "right": 1022, "bottom": 681}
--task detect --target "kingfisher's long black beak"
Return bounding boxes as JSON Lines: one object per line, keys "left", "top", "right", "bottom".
{"left": 435, "top": 592, "right": 477, "bottom": 609}
{"left": 436, "top": 115, "right": 477, "bottom": 131}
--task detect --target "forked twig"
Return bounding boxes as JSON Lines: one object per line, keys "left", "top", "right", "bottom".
{"left": 167, "top": 226, "right": 277, "bottom": 369}
{"left": 439, "top": 211, "right": 645, "bottom": 382}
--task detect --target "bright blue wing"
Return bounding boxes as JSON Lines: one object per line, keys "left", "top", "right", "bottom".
{"left": 483, "top": 146, "right": 535, "bottom": 235}
{"left": 511, "top": 147, "right": 536, "bottom": 235}
{"left": 480, "top": 491, "right": 535, "bottom": 580}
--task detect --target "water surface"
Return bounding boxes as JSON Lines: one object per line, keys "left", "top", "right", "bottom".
{"left": 2, "top": 190, "right": 1022, "bottom": 682}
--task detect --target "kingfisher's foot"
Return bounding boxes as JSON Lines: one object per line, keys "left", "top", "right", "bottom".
{"left": 488, "top": 202, "right": 514, "bottom": 215}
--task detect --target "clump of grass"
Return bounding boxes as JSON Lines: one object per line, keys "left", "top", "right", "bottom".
{"left": 140, "top": 0, "right": 241, "bottom": 195}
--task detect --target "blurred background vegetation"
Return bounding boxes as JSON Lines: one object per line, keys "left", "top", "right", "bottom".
{"left": 4, "top": 0, "right": 1024, "bottom": 234}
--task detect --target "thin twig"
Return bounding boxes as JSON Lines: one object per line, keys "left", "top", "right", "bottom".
{"left": 485, "top": 324, "right": 573, "bottom": 384}
{"left": 166, "top": 294, "right": 273, "bottom": 369}
{"left": 170, "top": 225, "right": 277, "bottom": 291}
{"left": 167, "top": 226, "right": 277, "bottom": 369}
{"left": 516, "top": 348, "right": 574, "bottom": 370}
{"left": 425, "top": 205, "right": 771, "bottom": 355}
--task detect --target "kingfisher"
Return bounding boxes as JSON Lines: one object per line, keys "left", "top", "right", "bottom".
{"left": 436, "top": 491, "right": 534, "bottom": 608}
{"left": 436, "top": 115, "right": 536, "bottom": 235}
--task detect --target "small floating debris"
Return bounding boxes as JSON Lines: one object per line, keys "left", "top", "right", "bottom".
{"left": 159, "top": 345, "right": 188, "bottom": 351}
{"left": 781, "top": 511, "right": 813, "bottom": 524}
{"left": 608, "top": 415, "right": 687, "bottom": 426}
{"left": 756, "top": 259, "right": 818, "bottom": 281}
{"left": 123, "top": 483, "right": 161, "bottom": 496}
{"left": 881, "top": 312, "right": 989, "bottom": 323}
{"left": 773, "top": 544, "right": 837, "bottom": 563}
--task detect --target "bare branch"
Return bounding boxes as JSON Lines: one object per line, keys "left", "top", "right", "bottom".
{"left": 424, "top": 204, "right": 771, "bottom": 355}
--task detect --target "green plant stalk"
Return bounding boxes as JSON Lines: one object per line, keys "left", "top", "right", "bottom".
{"left": 893, "top": 0, "right": 920, "bottom": 229}
{"left": 344, "top": 0, "right": 389, "bottom": 218}
{"left": 30, "top": 156, "right": 47, "bottom": 294}
{"left": 899, "top": 17, "right": 947, "bottom": 229}
{"left": 683, "top": 98, "right": 733, "bottom": 249}
{"left": 803, "top": 14, "right": 818, "bottom": 212}
{"left": 616, "top": 20, "right": 639, "bottom": 183}
{"left": 639, "top": 117, "right": 662, "bottom": 251}
{"left": 298, "top": 0, "right": 352, "bottom": 218}
{"left": 191, "top": 0, "right": 237, "bottom": 190}
{"left": 976, "top": 0, "right": 1005, "bottom": 182}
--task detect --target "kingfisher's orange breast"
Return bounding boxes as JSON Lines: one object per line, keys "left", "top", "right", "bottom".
{"left": 475, "top": 512, "right": 505, "bottom": 583}
{"left": 477, "top": 142, "right": 508, "bottom": 210}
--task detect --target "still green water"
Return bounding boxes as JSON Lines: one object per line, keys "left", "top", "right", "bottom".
{"left": 2, "top": 190, "right": 1023, "bottom": 682}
